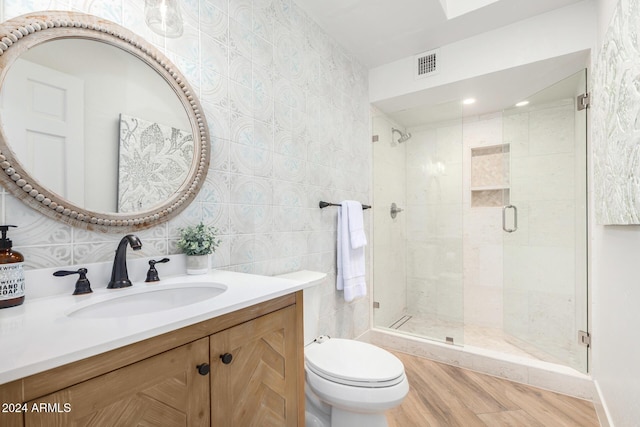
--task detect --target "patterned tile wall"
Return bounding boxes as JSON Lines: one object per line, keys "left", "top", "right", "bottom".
{"left": 0, "top": 0, "right": 371, "bottom": 339}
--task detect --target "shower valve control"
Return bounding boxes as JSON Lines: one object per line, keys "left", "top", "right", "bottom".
{"left": 390, "top": 203, "right": 404, "bottom": 219}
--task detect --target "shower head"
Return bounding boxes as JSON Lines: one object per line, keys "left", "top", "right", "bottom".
{"left": 392, "top": 128, "right": 412, "bottom": 143}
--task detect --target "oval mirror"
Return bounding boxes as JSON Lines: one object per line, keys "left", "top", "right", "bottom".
{"left": 0, "top": 11, "right": 209, "bottom": 230}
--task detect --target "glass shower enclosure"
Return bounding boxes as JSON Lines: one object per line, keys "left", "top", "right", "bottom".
{"left": 372, "top": 70, "right": 588, "bottom": 372}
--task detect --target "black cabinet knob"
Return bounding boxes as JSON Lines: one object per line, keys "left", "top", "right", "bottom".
{"left": 196, "top": 363, "right": 210, "bottom": 375}
{"left": 220, "top": 353, "right": 233, "bottom": 364}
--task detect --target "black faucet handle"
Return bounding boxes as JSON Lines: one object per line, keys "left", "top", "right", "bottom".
{"left": 145, "top": 258, "right": 170, "bottom": 282}
{"left": 53, "top": 268, "right": 93, "bottom": 295}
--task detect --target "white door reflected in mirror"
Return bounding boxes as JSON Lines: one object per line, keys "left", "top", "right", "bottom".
{"left": 1, "top": 59, "right": 85, "bottom": 207}
{"left": 0, "top": 38, "right": 192, "bottom": 214}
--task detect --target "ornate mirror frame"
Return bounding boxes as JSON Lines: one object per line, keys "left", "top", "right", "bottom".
{"left": 0, "top": 11, "right": 209, "bottom": 230}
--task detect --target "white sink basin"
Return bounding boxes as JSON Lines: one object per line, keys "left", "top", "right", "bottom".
{"left": 66, "top": 283, "right": 227, "bottom": 319}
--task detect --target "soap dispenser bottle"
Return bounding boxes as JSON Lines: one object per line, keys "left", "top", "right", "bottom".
{"left": 0, "top": 225, "right": 25, "bottom": 309}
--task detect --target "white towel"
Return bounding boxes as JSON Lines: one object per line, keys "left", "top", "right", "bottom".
{"left": 345, "top": 200, "right": 367, "bottom": 249}
{"left": 336, "top": 201, "right": 367, "bottom": 302}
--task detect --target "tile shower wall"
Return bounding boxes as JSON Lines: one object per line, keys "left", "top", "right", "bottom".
{"left": 405, "top": 119, "right": 464, "bottom": 342}
{"left": 502, "top": 99, "right": 582, "bottom": 368}
{"left": 462, "top": 102, "right": 578, "bottom": 337}
{"left": 462, "top": 113, "right": 505, "bottom": 330}
{"left": 398, "top": 101, "right": 578, "bottom": 353}
{"left": 462, "top": 100, "right": 581, "bottom": 366}
{"left": 0, "top": 0, "right": 371, "bottom": 338}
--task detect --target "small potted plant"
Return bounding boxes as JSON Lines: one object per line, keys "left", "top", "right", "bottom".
{"left": 177, "top": 222, "right": 221, "bottom": 274}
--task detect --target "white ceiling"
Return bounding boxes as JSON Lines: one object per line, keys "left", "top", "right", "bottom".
{"left": 294, "top": 0, "right": 583, "bottom": 69}
{"left": 294, "top": 0, "right": 589, "bottom": 127}
{"left": 379, "top": 50, "right": 590, "bottom": 128}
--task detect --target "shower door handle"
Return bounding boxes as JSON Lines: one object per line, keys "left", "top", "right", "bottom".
{"left": 502, "top": 205, "right": 518, "bottom": 233}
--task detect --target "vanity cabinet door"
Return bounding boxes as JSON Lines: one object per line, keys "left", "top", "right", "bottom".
{"left": 24, "top": 338, "right": 210, "bottom": 427}
{"left": 210, "top": 305, "right": 299, "bottom": 427}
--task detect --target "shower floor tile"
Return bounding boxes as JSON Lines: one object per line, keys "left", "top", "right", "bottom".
{"left": 391, "top": 314, "right": 564, "bottom": 364}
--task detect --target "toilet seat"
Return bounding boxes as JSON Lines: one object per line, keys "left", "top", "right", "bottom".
{"left": 305, "top": 338, "right": 405, "bottom": 388}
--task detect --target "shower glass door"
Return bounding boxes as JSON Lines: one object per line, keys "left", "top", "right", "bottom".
{"left": 372, "top": 100, "right": 464, "bottom": 346}
{"left": 502, "top": 70, "right": 588, "bottom": 372}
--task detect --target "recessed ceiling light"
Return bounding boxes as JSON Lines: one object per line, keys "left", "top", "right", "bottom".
{"left": 462, "top": 98, "right": 476, "bottom": 105}
{"left": 515, "top": 101, "right": 529, "bottom": 107}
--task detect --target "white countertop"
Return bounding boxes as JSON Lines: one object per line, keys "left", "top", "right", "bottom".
{"left": 0, "top": 269, "right": 326, "bottom": 385}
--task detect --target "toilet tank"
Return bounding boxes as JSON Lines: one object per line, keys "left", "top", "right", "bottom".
{"left": 303, "top": 285, "right": 322, "bottom": 345}
{"left": 275, "top": 270, "right": 326, "bottom": 346}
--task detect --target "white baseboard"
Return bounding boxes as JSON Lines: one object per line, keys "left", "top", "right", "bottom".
{"left": 593, "top": 380, "right": 614, "bottom": 427}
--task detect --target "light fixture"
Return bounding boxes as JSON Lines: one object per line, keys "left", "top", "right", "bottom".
{"left": 462, "top": 98, "right": 476, "bottom": 105}
{"left": 515, "top": 101, "right": 530, "bottom": 107}
{"left": 144, "top": 0, "right": 183, "bottom": 38}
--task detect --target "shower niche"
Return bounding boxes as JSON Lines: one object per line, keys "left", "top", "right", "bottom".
{"left": 470, "top": 144, "right": 510, "bottom": 207}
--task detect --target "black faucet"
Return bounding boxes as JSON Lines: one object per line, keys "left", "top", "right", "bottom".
{"left": 107, "top": 234, "right": 142, "bottom": 289}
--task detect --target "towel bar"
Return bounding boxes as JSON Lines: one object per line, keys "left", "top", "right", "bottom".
{"left": 319, "top": 201, "right": 371, "bottom": 210}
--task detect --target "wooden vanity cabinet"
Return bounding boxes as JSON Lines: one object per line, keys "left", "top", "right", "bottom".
{"left": 25, "top": 338, "right": 210, "bottom": 427}
{"left": 0, "top": 292, "right": 304, "bottom": 427}
{"left": 210, "top": 305, "right": 298, "bottom": 427}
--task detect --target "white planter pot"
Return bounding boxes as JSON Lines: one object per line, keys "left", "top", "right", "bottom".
{"left": 186, "top": 254, "right": 209, "bottom": 275}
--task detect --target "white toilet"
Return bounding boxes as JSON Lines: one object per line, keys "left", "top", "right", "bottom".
{"left": 279, "top": 271, "right": 409, "bottom": 427}
{"left": 304, "top": 336, "right": 409, "bottom": 427}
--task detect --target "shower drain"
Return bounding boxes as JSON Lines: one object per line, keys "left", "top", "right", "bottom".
{"left": 389, "top": 315, "right": 412, "bottom": 329}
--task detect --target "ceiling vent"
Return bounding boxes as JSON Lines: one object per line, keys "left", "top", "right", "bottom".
{"left": 415, "top": 49, "right": 439, "bottom": 79}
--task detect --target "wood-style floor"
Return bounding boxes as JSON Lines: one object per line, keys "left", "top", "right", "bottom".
{"left": 386, "top": 350, "right": 600, "bottom": 427}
